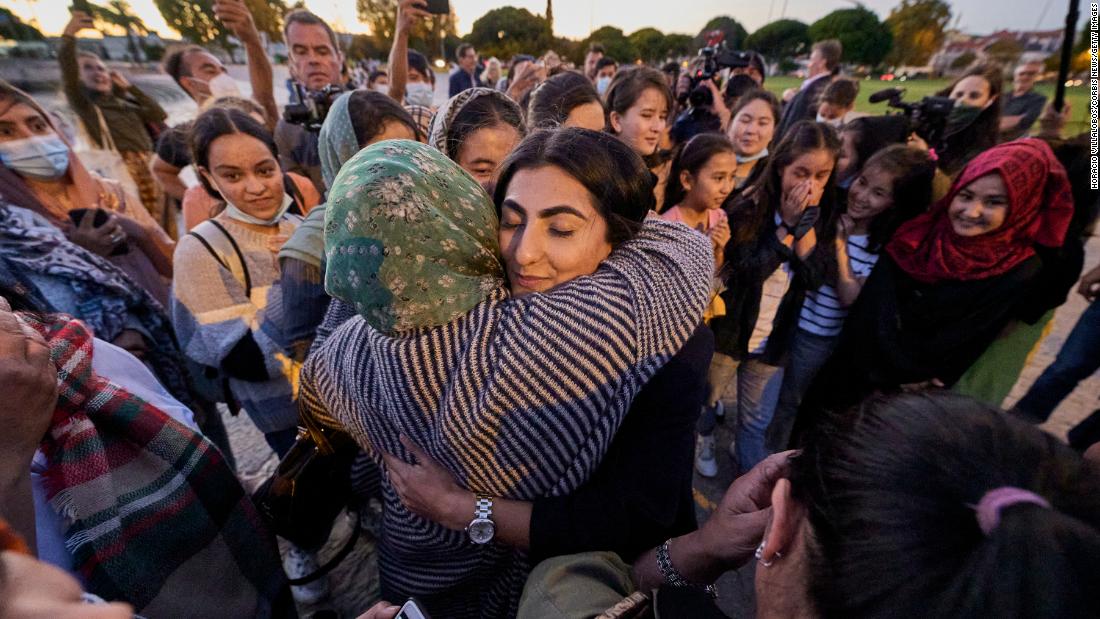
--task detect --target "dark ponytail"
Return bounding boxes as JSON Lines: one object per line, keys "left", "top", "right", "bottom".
{"left": 791, "top": 392, "right": 1100, "bottom": 618}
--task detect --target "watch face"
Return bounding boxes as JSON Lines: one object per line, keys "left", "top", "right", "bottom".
{"left": 468, "top": 518, "right": 495, "bottom": 544}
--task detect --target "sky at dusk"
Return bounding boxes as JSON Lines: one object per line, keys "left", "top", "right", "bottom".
{"left": 5, "top": 0, "right": 1075, "bottom": 41}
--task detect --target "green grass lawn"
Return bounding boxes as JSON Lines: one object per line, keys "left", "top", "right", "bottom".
{"left": 761, "top": 76, "right": 1091, "bottom": 136}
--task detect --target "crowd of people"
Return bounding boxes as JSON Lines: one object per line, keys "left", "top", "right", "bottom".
{"left": 0, "top": 1, "right": 1097, "bottom": 617}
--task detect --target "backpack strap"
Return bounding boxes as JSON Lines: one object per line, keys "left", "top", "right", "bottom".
{"left": 188, "top": 220, "right": 252, "bottom": 298}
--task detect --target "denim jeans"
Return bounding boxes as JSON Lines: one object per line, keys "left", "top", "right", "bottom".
{"left": 1013, "top": 300, "right": 1100, "bottom": 423}
{"left": 698, "top": 356, "right": 784, "bottom": 474}
{"left": 766, "top": 328, "right": 838, "bottom": 452}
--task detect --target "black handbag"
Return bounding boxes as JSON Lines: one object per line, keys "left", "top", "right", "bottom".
{"left": 252, "top": 409, "right": 361, "bottom": 583}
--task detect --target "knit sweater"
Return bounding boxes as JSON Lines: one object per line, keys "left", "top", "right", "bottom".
{"left": 299, "top": 218, "right": 713, "bottom": 617}
{"left": 170, "top": 215, "right": 301, "bottom": 434}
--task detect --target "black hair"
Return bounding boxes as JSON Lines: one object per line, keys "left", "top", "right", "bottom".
{"left": 853, "top": 144, "right": 935, "bottom": 250}
{"left": 661, "top": 62, "right": 680, "bottom": 78}
{"left": 819, "top": 77, "right": 859, "bottom": 108}
{"left": 661, "top": 133, "right": 736, "bottom": 212}
{"left": 729, "top": 88, "right": 781, "bottom": 132}
{"left": 346, "top": 90, "right": 420, "bottom": 145}
{"left": 728, "top": 120, "right": 840, "bottom": 248}
{"left": 839, "top": 115, "right": 910, "bottom": 184}
{"left": 935, "top": 62, "right": 1005, "bottom": 176}
{"left": 494, "top": 128, "right": 652, "bottom": 247}
{"left": 189, "top": 107, "right": 304, "bottom": 210}
{"left": 455, "top": 43, "right": 475, "bottom": 61}
{"left": 283, "top": 9, "right": 340, "bottom": 54}
{"left": 527, "top": 70, "right": 603, "bottom": 130}
{"left": 445, "top": 94, "right": 526, "bottom": 161}
{"left": 367, "top": 70, "right": 388, "bottom": 86}
{"left": 595, "top": 57, "right": 618, "bottom": 72}
{"left": 407, "top": 49, "right": 434, "bottom": 84}
{"left": 605, "top": 66, "right": 674, "bottom": 131}
{"left": 723, "top": 74, "right": 759, "bottom": 108}
{"left": 163, "top": 45, "right": 208, "bottom": 88}
{"left": 792, "top": 391, "right": 1100, "bottom": 618}
{"left": 586, "top": 43, "right": 605, "bottom": 55}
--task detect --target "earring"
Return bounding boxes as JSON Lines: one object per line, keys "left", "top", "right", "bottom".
{"left": 755, "top": 540, "right": 782, "bottom": 567}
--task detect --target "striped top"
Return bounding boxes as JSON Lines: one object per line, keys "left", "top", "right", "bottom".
{"left": 798, "top": 234, "right": 879, "bottom": 336}
{"left": 299, "top": 219, "right": 712, "bottom": 617}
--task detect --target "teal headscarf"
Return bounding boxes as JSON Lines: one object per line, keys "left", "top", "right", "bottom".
{"left": 279, "top": 92, "right": 360, "bottom": 268}
{"left": 324, "top": 139, "right": 505, "bottom": 334}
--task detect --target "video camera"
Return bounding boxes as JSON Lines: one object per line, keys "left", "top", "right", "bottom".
{"left": 869, "top": 87, "right": 955, "bottom": 146}
{"left": 686, "top": 31, "right": 757, "bottom": 108}
{"left": 282, "top": 83, "right": 344, "bottom": 132}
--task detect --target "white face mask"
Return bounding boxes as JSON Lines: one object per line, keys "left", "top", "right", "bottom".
{"left": 371, "top": 84, "right": 390, "bottom": 95}
{"left": 219, "top": 188, "right": 294, "bottom": 226}
{"left": 736, "top": 147, "right": 769, "bottom": 165}
{"left": 0, "top": 135, "right": 70, "bottom": 180}
{"left": 816, "top": 113, "right": 844, "bottom": 129}
{"left": 406, "top": 82, "right": 434, "bottom": 107}
{"left": 207, "top": 72, "right": 242, "bottom": 99}
{"left": 596, "top": 76, "right": 612, "bottom": 96}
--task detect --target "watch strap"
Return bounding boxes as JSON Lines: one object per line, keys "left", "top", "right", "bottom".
{"left": 474, "top": 493, "right": 493, "bottom": 520}
{"left": 656, "top": 539, "right": 718, "bottom": 599}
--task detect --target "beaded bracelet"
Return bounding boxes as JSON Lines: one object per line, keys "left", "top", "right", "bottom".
{"left": 655, "top": 539, "right": 718, "bottom": 599}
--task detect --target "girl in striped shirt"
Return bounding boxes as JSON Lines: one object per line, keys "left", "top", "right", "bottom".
{"left": 767, "top": 145, "right": 936, "bottom": 451}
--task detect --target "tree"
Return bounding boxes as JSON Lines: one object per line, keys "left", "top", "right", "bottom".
{"left": 467, "top": 6, "right": 551, "bottom": 60}
{"left": 0, "top": 7, "right": 45, "bottom": 41}
{"left": 694, "top": 16, "right": 747, "bottom": 51}
{"left": 584, "top": 26, "right": 635, "bottom": 63}
{"left": 662, "top": 33, "right": 693, "bottom": 59}
{"left": 983, "top": 38, "right": 1023, "bottom": 66}
{"left": 745, "top": 19, "right": 809, "bottom": 61}
{"left": 808, "top": 7, "right": 893, "bottom": 67}
{"left": 357, "top": 0, "right": 457, "bottom": 60}
{"left": 628, "top": 27, "right": 666, "bottom": 63}
{"left": 950, "top": 50, "right": 976, "bottom": 70}
{"left": 885, "top": 0, "right": 950, "bottom": 67}
{"left": 88, "top": 1, "right": 149, "bottom": 62}
{"left": 154, "top": 0, "right": 285, "bottom": 46}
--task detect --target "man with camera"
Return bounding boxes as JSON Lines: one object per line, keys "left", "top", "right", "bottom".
{"left": 275, "top": 9, "right": 348, "bottom": 196}
{"left": 776, "top": 39, "right": 841, "bottom": 139}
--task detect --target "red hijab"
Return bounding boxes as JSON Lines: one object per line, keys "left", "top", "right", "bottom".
{"left": 886, "top": 138, "right": 1073, "bottom": 284}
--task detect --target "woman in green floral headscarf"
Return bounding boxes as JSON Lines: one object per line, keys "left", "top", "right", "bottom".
{"left": 301, "top": 136, "right": 712, "bottom": 616}
{"left": 274, "top": 90, "right": 419, "bottom": 354}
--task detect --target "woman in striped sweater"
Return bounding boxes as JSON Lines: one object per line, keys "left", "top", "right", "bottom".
{"left": 299, "top": 131, "right": 713, "bottom": 616}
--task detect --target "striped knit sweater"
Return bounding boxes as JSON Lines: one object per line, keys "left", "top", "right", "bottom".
{"left": 170, "top": 215, "right": 302, "bottom": 434}
{"left": 299, "top": 218, "right": 713, "bottom": 617}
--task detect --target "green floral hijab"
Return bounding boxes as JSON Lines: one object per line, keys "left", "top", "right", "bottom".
{"left": 324, "top": 139, "right": 505, "bottom": 334}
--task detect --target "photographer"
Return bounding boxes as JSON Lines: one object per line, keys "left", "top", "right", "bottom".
{"left": 386, "top": 0, "right": 435, "bottom": 109}
{"left": 776, "top": 39, "right": 841, "bottom": 140}
{"left": 153, "top": 0, "right": 277, "bottom": 202}
{"left": 275, "top": 9, "right": 347, "bottom": 196}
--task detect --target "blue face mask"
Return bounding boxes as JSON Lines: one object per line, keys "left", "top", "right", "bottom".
{"left": 0, "top": 135, "right": 70, "bottom": 180}
{"left": 596, "top": 76, "right": 612, "bottom": 96}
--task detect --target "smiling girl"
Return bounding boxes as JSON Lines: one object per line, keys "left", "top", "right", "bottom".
{"left": 768, "top": 145, "right": 935, "bottom": 451}
{"left": 171, "top": 108, "right": 312, "bottom": 456}
{"left": 802, "top": 138, "right": 1074, "bottom": 415}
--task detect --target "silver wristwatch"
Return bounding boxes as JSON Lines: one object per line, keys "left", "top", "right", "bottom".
{"left": 466, "top": 493, "right": 495, "bottom": 544}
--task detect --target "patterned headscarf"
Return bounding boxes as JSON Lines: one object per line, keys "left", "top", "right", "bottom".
{"left": 319, "top": 91, "right": 360, "bottom": 191}
{"left": 324, "top": 139, "right": 504, "bottom": 334}
{"left": 426, "top": 87, "right": 523, "bottom": 157}
{"left": 887, "top": 138, "right": 1074, "bottom": 284}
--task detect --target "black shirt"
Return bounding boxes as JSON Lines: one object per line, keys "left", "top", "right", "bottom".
{"left": 1000, "top": 90, "right": 1047, "bottom": 141}
{"left": 528, "top": 324, "right": 714, "bottom": 564}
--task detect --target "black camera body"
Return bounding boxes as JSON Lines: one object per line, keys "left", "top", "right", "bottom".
{"left": 871, "top": 87, "right": 955, "bottom": 146}
{"left": 283, "top": 83, "right": 345, "bottom": 132}
{"left": 687, "top": 43, "right": 755, "bottom": 108}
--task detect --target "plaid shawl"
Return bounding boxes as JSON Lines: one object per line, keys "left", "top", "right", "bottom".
{"left": 26, "top": 313, "right": 293, "bottom": 617}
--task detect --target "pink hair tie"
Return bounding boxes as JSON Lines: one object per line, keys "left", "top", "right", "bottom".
{"left": 926, "top": 147, "right": 939, "bottom": 162}
{"left": 974, "top": 487, "right": 1050, "bottom": 535}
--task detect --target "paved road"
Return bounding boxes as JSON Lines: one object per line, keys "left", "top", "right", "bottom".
{"left": 224, "top": 236, "right": 1099, "bottom": 618}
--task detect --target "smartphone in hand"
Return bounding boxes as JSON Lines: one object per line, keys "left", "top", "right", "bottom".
{"left": 396, "top": 598, "right": 432, "bottom": 619}
{"left": 425, "top": 0, "right": 449, "bottom": 15}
